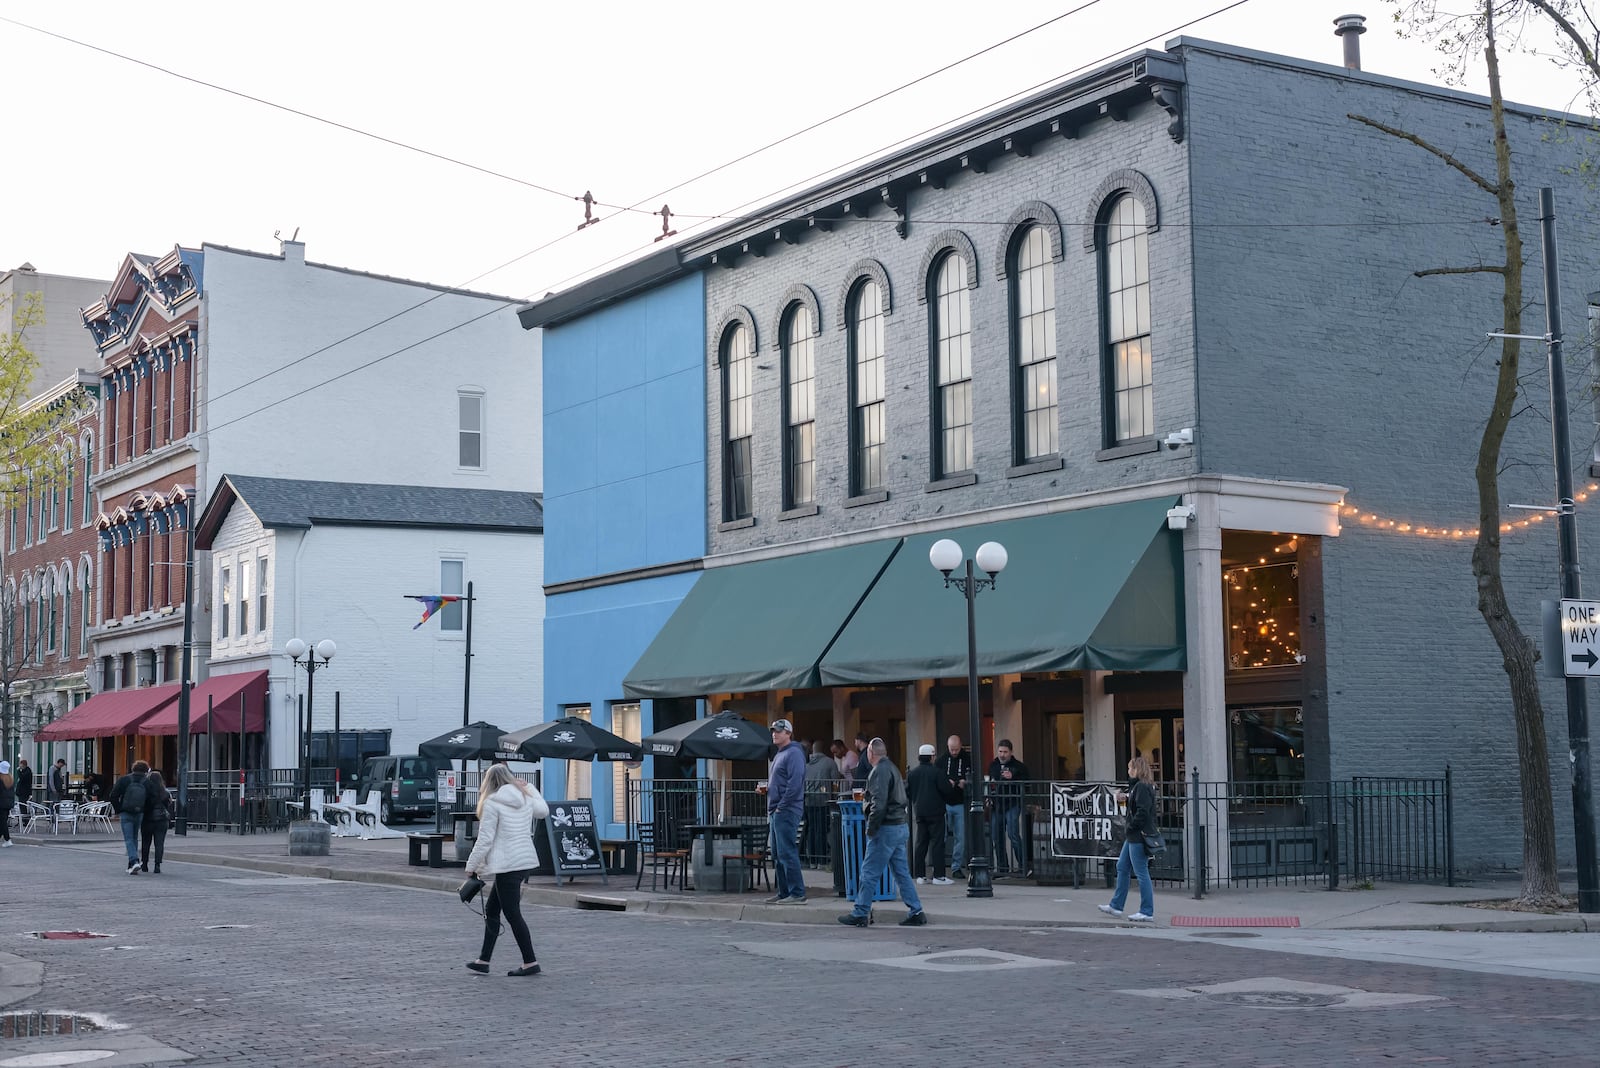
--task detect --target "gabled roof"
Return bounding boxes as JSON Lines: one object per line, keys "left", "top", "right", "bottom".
{"left": 194, "top": 474, "right": 543, "bottom": 550}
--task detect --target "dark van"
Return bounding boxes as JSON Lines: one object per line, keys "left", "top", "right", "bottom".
{"left": 355, "top": 755, "right": 438, "bottom": 824}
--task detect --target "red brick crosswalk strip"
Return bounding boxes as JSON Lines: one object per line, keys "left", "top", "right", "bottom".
{"left": 1169, "top": 916, "right": 1300, "bottom": 928}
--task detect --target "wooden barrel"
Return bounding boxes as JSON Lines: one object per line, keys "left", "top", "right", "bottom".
{"left": 288, "top": 819, "right": 332, "bottom": 857}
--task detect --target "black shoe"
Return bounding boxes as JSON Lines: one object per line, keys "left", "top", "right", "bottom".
{"left": 127, "top": 863, "right": 140, "bottom": 875}
{"left": 466, "top": 961, "right": 489, "bottom": 974}
{"left": 779, "top": 895, "right": 808, "bottom": 905}
{"left": 153, "top": 867, "right": 161, "bottom": 875}
{"left": 507, "top": 963, "right": 541, "bottom": 977}
{"left": 836, "top": 913, "right": 870, "bottom": 927}
{"left": 762, "top": 893, "right": 787, "bottom": 904}
{"left": 899, "top": 910, "right": 928, "bottom": 927}
{"left": 140, "top": 864, "right": 148, "bottom": 872}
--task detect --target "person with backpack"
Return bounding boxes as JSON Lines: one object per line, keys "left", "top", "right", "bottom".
{"left": 108, "top": 761, "right": 150, "bottom": 875}
{"left": 139, "top": 769, "right": 175, "bottom": 873}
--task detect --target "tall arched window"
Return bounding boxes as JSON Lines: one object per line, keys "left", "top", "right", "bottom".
{"left": 847, "top": 280, "right": 886, "bottom": 494}
{"left": 80, "top": 433, "right": 94, "bottom": 527}
{"left": 930, "top": 254, "right": 973, "bottom": 478}
{"left": 20, "top": 578, "right": 32, "bottom": 663}
{"left": 61, "top": 571, "right": 71, "bottom": 660}
{"left": 37, "top": 575, "right": 48, "bottom": 661}
{"left": 45, "top": 572, "right": 57, "bottom": 654}
{"left": 1011, "top": 224, "right": 1058, "bottom": 461}
{"left": 780, "top": 303, "right": 816, "bottom": 509}
{"left": 79, "top": 560, "right": 92, "bottom": 657}
{"left": 720, "top": 323, "right": 754, "bottom": 521}
{"left": 62, "top": 455, "right": 73, "bottom": 533}
{"left": 1099, "top": 194, "right": 1153, "bottom": 445}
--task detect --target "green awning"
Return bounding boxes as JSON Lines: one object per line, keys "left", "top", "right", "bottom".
{"left": 622, "top": 539, "right": 902, "bottom": 699}
{"left": 818, "top": 497, "right": 1185, "bottom": 684}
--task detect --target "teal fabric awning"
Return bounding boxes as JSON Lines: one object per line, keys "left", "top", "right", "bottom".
{"left": 622, "top": 539, "right": 901, "bottom": 699}
{"left": 817, "top": 497, "right": 1185, "bottom": 685}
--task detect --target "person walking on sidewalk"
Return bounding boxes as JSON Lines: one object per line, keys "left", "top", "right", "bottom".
{"left": 839, "top": 738, "right": 927, "bottom": 928}
{"left": 109, "top": 761, "right": 150, "bottom": 875}
{"left": 139, "top": 769, "right": 175, "bottom": 873}
{"left": 906, "top": 745, "right": 950, "bottom": 884}
{"left": 464, "top": 763, "right": 549, "bottom": 976}
{"left": 14, "top": 759, "right": 32, "bottom": 809}
{"left": 937, "top": 735, "right": 971, "bottom": 877}
{"left": 0, "top": 762, "right": 15, "bottom": 848}
{"left": 1100, "top": 755, "right": 1158, "bottom": 923}
{"left": 764, "top": 719, "right": 808, "bottom": 904}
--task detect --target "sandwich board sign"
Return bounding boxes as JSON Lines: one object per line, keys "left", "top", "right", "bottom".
{"left": 541, "top": 799, "right": 608, "bottom": 885}
{"left": 1561, "top": 599, "right": 1600, "bottom": 677}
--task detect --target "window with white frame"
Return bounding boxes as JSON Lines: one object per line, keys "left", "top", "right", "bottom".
{"left": 219, "top": 564, "right": 232, "bottom": 640}
{"left": 565, "top": 705, "right": 593, "bottom": 799}
{"left": 439, "top": 559, "right": 464, "bottom": 631}
{"left": 610, "top": 702, "right": 641, "bottom": 825}
{"left": 847, "top": 280, "right": 886, "bottom": 495}
{"left": 81, "top": 435, "right": 93, "bottom": 527}
{"left": 62, "top": 461, "right": 73, "bottom": 533}
{"left": 239, "top": 558, "right": 252, "bottom": 636}
{"left": 458, "top": 391, "right": 484, "bottom": 470}
{"left": 45, "top": 573, "right": 56, "bottom": 654}
{"left": 79, "top": 562, "right": 91, "bottom": 656}
{"left": 780, "top": 304, "right": 816, "bottom": 509}
{"left": 61, "top": 576, "right": 71, "bottom": 659}
{"left": 1012, "top": 224, "right": 1059, "bottom": 462}
{"left": 720, "top": 323, "right": 754, "bottom": 521}
{"left": 1099, "top": 193, "right": 1154, "bottom": 445}
{"left": 930, "top": 253, "right": 974, "bottom": 478}
{"left": 257, "top": 552, "right": 269, "bottom": 632}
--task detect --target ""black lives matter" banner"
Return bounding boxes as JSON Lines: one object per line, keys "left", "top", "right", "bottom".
{"left": 1049, "top": 782, "right": 1127, "bottom": 860}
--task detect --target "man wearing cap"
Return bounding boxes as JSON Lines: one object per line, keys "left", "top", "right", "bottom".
{"left": 906, "top": 744, "right": 951, "bottom": 884}
{"left": 764, "top": 719, "right": 808, "bottom": 904}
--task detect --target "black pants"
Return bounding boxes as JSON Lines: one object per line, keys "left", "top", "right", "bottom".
{"left": 0, "top": 801, "right": 11, "bottom": 841}
{"left": 140, "top": 819, "right": 168, "bottom": 870}
{"left": 912, "top": 816, "right": 945, "bottom": 878}
{"left": 803, "top": 804, "right": 829, "bottom": 863}
{"left": 479, "top": 870, "right": 536, "bottom": 964}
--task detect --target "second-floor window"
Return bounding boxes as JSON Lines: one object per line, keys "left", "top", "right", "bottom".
{"left": 720, "top": 323, "right": 753, "bottom": 521}
{"left": 1100, "top": 193, "right": 1153, "bottom": 445}
{"left": 219, "top": 565, "right": 232, "bottom": 640}
{"left": 45, "top": 576, "right": 56, "bottom": 654}
{"left": 24, "top": 482, "right": 33, "bottom": 546}
{"left": 930, "top": 253, "right": 973, "bottom": 478}
{"left": 257, "top": 553, "right": 269, "bottom": 631}
{"left": 81, "top": 435, "right": 94, "bottom": 526}
{"left": 239, "top": 558, "right": 252, "bottom": 635}
{"left": 79, "top": 564, "right": 91, "bottom": 656}
{"left": 781, "top": 304, "right": 816, "bottom": 510}
{"left": 440, "top": 559, "right": 464, "bottom": 632}
{"left": 1012, "top": 224, "right": 1058, "bottom": 462}
{"left": 458, "top": 391, "right": 484, "bottom": 470}
{"left": 848, "top": 280, "right": 886, "bottom": 495}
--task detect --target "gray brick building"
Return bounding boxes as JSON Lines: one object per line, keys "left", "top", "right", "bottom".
{"left": 523, "top": 30, "right": 1600, "bottom": 878}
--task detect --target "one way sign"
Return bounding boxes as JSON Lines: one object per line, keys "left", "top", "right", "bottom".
{"left": 1561, "top": 599, "right": 1600, "bottom": 677}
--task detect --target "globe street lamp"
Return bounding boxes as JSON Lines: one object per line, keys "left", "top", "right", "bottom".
{"left": 930, "top": 537, "right": 1007, "bottom": 898}
{"left": 286, "top": 638, "right": 336, "bottom": 819}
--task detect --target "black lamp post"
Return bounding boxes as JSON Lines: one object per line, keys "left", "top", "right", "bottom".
{"left": 285, "top": 637, "right": 335, "bottom": 817}
{"left": 929, "top": 536, "right": 1007, "bottom": 899}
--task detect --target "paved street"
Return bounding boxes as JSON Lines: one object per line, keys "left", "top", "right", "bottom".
{"left": 1, "top": 843, "right": 1597, "bottom": 1067}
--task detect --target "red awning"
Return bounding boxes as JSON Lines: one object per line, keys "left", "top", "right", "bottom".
{"left": 35, "top": 683, "right": 183, "bottom": 741}
{"left": 138, "top": 670, "right": 268, "bottom": 736}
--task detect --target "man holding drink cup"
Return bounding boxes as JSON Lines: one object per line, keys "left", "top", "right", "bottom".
{"left": 764, "top": 719, "right": 808, "bottom": 904}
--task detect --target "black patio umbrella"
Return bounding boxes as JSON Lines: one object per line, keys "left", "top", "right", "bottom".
{"left": 501, "top": 717, "right": 643, "bottom": 762}
{"left": 642, "top": 711, "right": 773, "bottom": 762}
{"left": 417, "top": 720, "right": 520, "bottom": 762}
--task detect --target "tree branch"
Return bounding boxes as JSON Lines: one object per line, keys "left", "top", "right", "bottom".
{"left": 1349, "top": 113, "right": 1498, "bottom": 193}
{"left": 1415, "top": 264, "right": 1509, "bottom": 276}
{"left": 1526, "top": 0, "right": 1600, "bottom": 85}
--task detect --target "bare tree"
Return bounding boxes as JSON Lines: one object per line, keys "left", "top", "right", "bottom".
{"left": 1354, "top": 0, "right": 1580, "bottom": 906}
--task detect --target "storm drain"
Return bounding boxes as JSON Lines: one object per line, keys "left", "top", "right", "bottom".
{"left": 24, "top": 932, "right": 109, "bottom": 941}
{"left": 1, "top": 1013, "right": 105, "bottom": 1039}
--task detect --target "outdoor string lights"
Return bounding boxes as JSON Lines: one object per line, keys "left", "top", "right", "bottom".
{"left": 1339, "top": 483, "right": 1600, "bottom": 540}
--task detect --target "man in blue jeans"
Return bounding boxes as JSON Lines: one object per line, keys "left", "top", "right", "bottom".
{"left": 764, "top": 719, "right": 808, "bottom": 904}
{"left": 838, "top": 738, "right": 926, "bottom": 927}
{"left": 108, "top": 760, "right": 150, "bottom": 875}
{"left": 936, "top": 734, "right": 971, "bottom": 877}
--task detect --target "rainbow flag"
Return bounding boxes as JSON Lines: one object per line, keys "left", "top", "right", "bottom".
{"left": 408, "top": 595, "right": 461, "bottom": 629}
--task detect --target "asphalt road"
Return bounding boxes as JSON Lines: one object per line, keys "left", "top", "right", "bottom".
{"left": 0, "top": 844, "right": 1595, "bottom": 1067}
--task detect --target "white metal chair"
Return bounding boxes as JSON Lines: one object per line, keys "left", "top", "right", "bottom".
{"left": 78, "top": 801, "right": 115, "bottom": 834}
{"left": 52, "top": 801, "right": 79, "bottom": 835}
{"left": 352, "top": 791, "right": 406, "bottom": 840}
{"left": 20, "top": 801, "right": 52, "bottom": 833}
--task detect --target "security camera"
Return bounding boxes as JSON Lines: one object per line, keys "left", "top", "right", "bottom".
{"left": 1166, "top": 505, "right": 1196, "bottom": 531}
{"left": 1162, "top": 428, "right": 1194, "bottom": 450}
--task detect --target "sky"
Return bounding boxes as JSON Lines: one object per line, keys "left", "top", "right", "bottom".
{"left": 2, "top": 0, "right": 1594, "bottom": 305}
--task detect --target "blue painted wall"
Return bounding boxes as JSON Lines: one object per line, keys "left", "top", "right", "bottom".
{"left": 541, "top": 270, "right": 707, "bottom": 832}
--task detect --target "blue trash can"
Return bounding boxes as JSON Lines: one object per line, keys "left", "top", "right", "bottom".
{"left": 838, "top": 800, "right": 895, "bottom": 901}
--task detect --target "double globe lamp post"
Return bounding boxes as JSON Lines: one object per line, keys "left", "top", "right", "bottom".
{"left": 285, "top": 638, "right": 336, "bottom": 820}
{"left": 929, "top": 537, "right": 1007, "bottom": 898}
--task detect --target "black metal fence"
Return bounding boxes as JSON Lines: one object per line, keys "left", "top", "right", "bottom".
{"left": 626, "top": 778, "right": 842, "bottom": 865}
{"left": 177, "top": 768, "right": 339, "bottom": 833}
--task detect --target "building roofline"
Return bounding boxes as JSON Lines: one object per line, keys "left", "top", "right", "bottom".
{"left": 200, "top": 243, "right": 523, "bottom": 304}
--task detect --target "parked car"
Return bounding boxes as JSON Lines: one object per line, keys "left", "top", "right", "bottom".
{"left": 354, "top": 755, "right": 438, "bottom": 824}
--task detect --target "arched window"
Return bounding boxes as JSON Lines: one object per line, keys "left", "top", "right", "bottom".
{"left": 930, "top": 253, "right": 973, "bottom": 478}
{"left": 61, "top": 570, "right": 71, "bottom": 660}
{"left": 1099, "top": 194, "right": 1153, "bottom": 445}
{"left": 780, "top": 303, "right": 816, "bottom": 509}
{"left": 847, "top": 280, "right": 887, "bottom": 494}
{"left": 24, "top": 480, "right": 33, "bottom": 546}
{"left": 79, "top": 560, "right": 92, "bottom": 657}
{"left": 45, "top": 572, "right": 57, "bottom": 654}
{"left": 62, "top": 456, "right": 73, "bottom": 533}
{"left": 720, "top": 323, "right": 754, "bottom": 521}
{"left": 36, "top": 575, "right": 48, "bottom": 662}
{"left": 20, "top": 577, "right": 32, "bottom": 663}
{"left": 81, "top": 433, "right": 94, "bottom": 527}
{"left": 1010, "top": 225, "right": 1058, "bottom": 461}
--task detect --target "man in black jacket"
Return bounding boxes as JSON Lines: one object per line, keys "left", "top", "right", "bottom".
{"left": 48, "top": 759, "right": 67, "bottom": 803}
{"left": 906, "top": 745, "right": 950, "bottom": 884}
{"left": 108, "top": 761, "right": 150, "bottom": 875}
{"left": 936, "top": 735, "right": 971, "bottom": 877}
{"left": 14, "top": 759, "right": 32, "bottom": 808}
{"left": 987, "top": 740, "right": 1030, "bottom": 877}
{"left": 838, "top": 739, "right": 926, "bottom": 928}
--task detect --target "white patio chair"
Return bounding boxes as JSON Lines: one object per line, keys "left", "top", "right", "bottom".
{"left": 79, "top": 801, "right": 115, "bottom": 834}
{"left": 351, "top": 791, "right": 406, "bottom": 840}
{"left": 52, "top": 801, "right": 79, "bottom": 835}
{"left": 20, "top": 801, "right": 52, "bottom": 833}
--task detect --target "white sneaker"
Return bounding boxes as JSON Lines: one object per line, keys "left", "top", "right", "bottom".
{"left": 0, "top": 840, "right": 13, "bottom": 848}
{"left": 932, "top": 877, "right": 953, "bottom": 885}
{"left": 1126, "top": 912, "right": 1154, "bottom": 923}
{"left": 1097, "top": 904, "right": 1123, "bottom": 916}
{"left": 915, "top": 877, "right": 927, "bottom": 884}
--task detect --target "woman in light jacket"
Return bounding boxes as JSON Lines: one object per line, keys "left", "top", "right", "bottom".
{"left": 464, "top": 763, "right": 549, "bottom": 976}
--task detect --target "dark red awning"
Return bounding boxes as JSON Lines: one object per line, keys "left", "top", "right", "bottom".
{"left": 138, "top": 670, "right": 267, "bottom": 735}
{"left": 35, "top": 683, "right": 182, "bottom": 741}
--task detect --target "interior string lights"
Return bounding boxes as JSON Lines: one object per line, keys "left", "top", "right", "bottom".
{"left": 1339, "top": 483, "right": 1600, "bottom": 539}
{"left": 1225, "top": 542, "right": 1301, "bottom": 670}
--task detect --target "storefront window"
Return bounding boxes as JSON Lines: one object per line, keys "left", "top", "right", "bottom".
{"left": 1050, "top": 712, "right": 1085, "bottom": 780}
{"left": 1224, "top": 539, "right": 1301, "bottom": 669}
{"left": 1229, "top": 706, "right": 1304, "bottom": 783}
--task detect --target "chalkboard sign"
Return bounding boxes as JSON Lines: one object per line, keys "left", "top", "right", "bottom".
{"left": 543, "top": 799, "right": 607, "bottom": 883}
{"left": 1049, "top": 783, "right": 1126, "bottom": 860}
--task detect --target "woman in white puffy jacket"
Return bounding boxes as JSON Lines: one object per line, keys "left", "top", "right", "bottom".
{"left": 465, "top": 763, "right": 550, "bottom": 976}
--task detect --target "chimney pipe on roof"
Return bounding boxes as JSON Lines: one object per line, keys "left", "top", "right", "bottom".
{"left": 1334, "top": 14, "right": 1367, "bottom": 71}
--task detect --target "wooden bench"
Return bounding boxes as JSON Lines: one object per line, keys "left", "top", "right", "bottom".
{"left": 406, "top": 832, "right": 454, "bottom": 868}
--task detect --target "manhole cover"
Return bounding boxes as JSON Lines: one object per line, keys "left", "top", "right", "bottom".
{"left": 25, "top": 932, "right": 109, "bottom": 941}
{"left": 0, "top": 1053, "right": 117, "bottom": 1066}
{"left": 1, "top": 1013, "right": 105, "bottom": 1039}
{"left": 924, "top": 955, "right": 1007, "bottom": 966}
{"left": 1191, "top": 931, "right": 1261, "bottom": 939}
{"left": 1210, "top": 991, "right": 1345, "bottom": 1008}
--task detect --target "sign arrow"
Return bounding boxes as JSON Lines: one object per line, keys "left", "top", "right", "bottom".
{"left": 1572, "top": 649, "right": 1600, "bottom": 669}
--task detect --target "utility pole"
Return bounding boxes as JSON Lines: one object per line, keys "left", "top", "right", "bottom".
{"left": 1538, "top": 187, "right": 1600, "bottom": 914}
